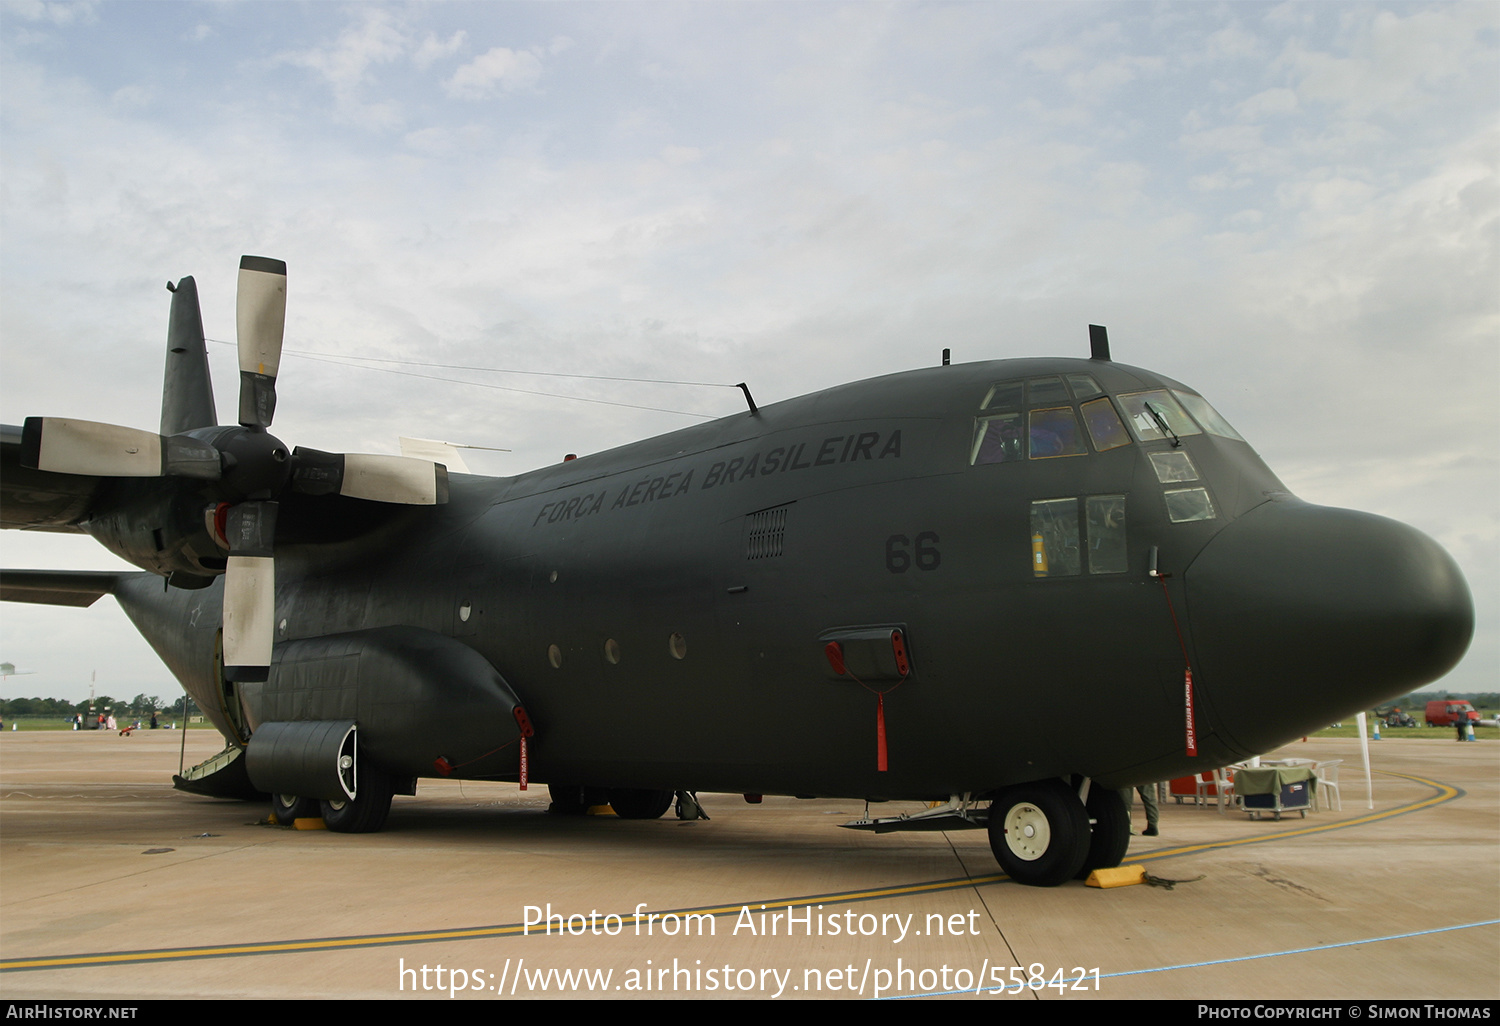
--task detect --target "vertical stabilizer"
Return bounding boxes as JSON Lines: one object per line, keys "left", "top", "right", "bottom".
{"left": 161, "top": 277, "right": 218, "bottom": 434}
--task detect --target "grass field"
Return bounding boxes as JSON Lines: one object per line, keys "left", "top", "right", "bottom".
{"left": 0, "top": 717, "right": 209, "bottom": 732}
{"left": 5, "top": 716, "right": 1492, "bottom": 738}
{"left": 1311, "top": 721, "right": 1496, "bottom": 740}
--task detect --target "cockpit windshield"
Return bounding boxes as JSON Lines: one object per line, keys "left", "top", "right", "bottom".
{"left": 1115, "top": 390, "right": 1201, "bottom": 444}
{"left": 970, "top": 376, "right": 1244, "bottom": 466}
{"left": 974, "top": 373, "right": 1117, "bottom": 465}
{"left": 1173, "top": 391, "right": 1244, "bottom": 441}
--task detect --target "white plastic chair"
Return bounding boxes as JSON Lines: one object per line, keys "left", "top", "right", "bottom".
{"left": 1314, "top": 760, "right": 1343, "bottom": 812}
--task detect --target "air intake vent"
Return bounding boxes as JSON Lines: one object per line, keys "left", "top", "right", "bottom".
{"left": 745, "top": 505, "right": 789, "bottom": 560}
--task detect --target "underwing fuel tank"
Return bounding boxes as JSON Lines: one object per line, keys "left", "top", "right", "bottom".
{"left": 1183, "top": 498, "right": 1474, "bottom": 756}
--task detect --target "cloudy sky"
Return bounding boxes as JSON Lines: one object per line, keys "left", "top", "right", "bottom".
{"left": 1, "top": 1, "right": 1495, "bottom": 705}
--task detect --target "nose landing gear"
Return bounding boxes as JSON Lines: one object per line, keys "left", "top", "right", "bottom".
{"left": 987, "top": 778, "right": 1127, "bottom": 887}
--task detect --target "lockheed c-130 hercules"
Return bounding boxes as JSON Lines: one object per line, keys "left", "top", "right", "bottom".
{"left": 0, "top": 256, "right": 1474, "bottom": 886}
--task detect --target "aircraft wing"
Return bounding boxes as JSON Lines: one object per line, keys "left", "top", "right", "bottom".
{"left": 0, "top": 568, "right": 126, "bottom": 607}
{"left": 0, "top": 423, "right": 109, "bottom": 532}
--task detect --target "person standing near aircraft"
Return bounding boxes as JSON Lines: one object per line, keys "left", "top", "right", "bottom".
{"left": 1121, "top": 785, "right": 1159, "bottom": 837}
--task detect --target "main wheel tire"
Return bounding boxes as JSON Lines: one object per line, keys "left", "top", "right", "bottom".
{"left": 608, "top": 787, "right": 674, "bottom": 820}
{"left": 549, "top": 784, "right": 618, "bottom": 815}
{"left": 320, "top": 764, "right": 394, "bottom": 834}
{"left": 270, "top": 793, "right": 320, "bottom": 825}
{"left": 987, "top": 780, "right": 1090, "bottom": 887}
{"left": 548, "top": 783, "right": 585, "bottom": 815}
{"left": 1074, "top": 787, "right": 1131, "bottom": 879}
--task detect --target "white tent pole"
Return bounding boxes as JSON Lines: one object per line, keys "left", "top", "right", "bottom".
{"left": 1357, "top": 711, "right": 1373, "bottom": 810}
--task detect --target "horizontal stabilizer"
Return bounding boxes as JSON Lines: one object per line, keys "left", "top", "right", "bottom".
{"left": 398, "top": 437, "right": 471, "bottom": 474}
{"left": 0, "top": 569, "right": 134, "bottom": 607}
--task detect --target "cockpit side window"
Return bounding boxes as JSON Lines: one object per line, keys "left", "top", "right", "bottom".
{"left": 1030, "top": 498, "right": 1080, "bottom": 576}
{"left": 1087, "top": 495, "right": 1128, "bottom": 573}
{"left": 1031, "top": 494, "right": 1128, "bottom": 577}
{"left": 1149, "top": 451, "right": 1200, "bottom": 483}
{"left": 1164, "top": 487, "right": 1217, "bottom": 523}
{"left": 971, "top": 413, "right": 1024, "bottom": 465}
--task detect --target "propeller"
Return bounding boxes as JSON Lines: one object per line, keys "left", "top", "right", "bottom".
{"left": 19, "top": 255, "right": 449, "bottom": 682}
{"left": 235, "top": 255, "right": 286, "bottom": 430}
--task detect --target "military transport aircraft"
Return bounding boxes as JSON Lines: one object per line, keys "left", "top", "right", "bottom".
{"left": 0, "top": 257, "right": 1474, "bottom": 886}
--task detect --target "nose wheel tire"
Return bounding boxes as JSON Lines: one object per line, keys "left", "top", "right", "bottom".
{"left": 987, "top": 780, "right": 1090, "bottom": 887}
{"left": 1075, "top": 787, "right": 1131, "bottom": 879}
{"left": 608, "top": 787, "right": 675, "bottom": 820}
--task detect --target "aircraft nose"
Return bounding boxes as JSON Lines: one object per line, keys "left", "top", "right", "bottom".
{"left": 1184, "top": 500, "right": 1473, "bottom": 755}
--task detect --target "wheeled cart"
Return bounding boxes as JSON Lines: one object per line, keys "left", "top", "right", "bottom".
{"left": 1236, "top": 765, "right": 1315, "bottom": 820}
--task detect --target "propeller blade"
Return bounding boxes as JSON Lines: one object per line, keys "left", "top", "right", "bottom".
{"left": 222, "top": 501, "right": 277, "bottom": 682}
{"left": 341, "top": 454, "right": 449, "bottom": 504}
{"left": 290, "top": 447, "right": 448, "bottom": 504}
{"left": 236, "top": 256, "right": 287, "bottom": 429}
{"left": 20, "top": 418, "right": 220, "bottom": 479}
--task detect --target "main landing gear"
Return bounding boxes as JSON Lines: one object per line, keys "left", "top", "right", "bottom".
{"left": 319, "top": 763, "right": 395, "bottom": 834}
{"left": 269, "top": 765, "right": 395, "bottom": 834}
{"left": 270, "top": 793, "right": 319, "bottom": 824}
{"left": 986, "top": 778, "right": 1128, "bottom": 887}
{"left": 548, "top": 784, "right": 676, "bottom": 820}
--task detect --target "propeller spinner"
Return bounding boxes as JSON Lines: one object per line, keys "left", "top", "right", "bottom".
{"left": 19, "top": 256, "right": 449, "bottom": 682}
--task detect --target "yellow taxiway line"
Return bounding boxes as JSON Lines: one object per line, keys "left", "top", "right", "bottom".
{"left": 0, "top": 771, "right": 1460, "bottom": 973}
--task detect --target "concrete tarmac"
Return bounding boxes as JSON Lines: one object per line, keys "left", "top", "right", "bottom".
{"left": 1, "top": 729, "right": 1496, "bottom": 1001}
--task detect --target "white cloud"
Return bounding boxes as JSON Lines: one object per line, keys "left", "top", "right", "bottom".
{"left": 414, "top": 29, "right": 466, "bottom": 70}
{"left": 444, "top": 46, "right": 542, "bottom": 99}
{"left": 1277, "top": 5, "right": 1495, "bottom": 118}
{"left": 1201, "top": 21, "right": 1263, "bottom": 62}
{"left": 1237, "top": 87, "right": 1299, "bottom": 121}
{"left": 659, "top": 145, "right": 701, "bottom": 166}
{"left": 275, "top": 7, "right": 411, "bottom": 126}
{"left": 7, "top": 0, "right": 96, "bottom": 27}
{"left": 1065, "top": 54, "right": 1164, "bottom": 97}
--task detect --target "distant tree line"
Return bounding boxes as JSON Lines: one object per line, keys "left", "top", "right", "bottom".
{"left": 0, "top": 693, "right": 192, "bottom": 718}
{"left": 1382, "top": 690, "right": 1497, "bottom": 711}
